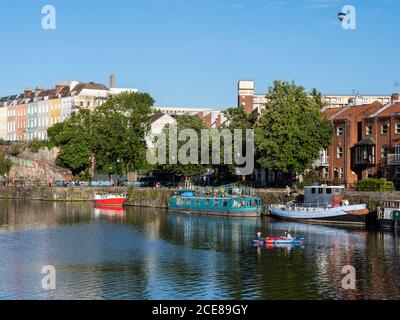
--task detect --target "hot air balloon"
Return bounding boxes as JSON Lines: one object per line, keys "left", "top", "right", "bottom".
{"left": 338, "top": 12, "right": 346, "bottom": 22}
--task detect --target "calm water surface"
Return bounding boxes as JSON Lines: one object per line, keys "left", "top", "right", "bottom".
{"left": 0, "top": 200, "right": 399, "bottom": 300}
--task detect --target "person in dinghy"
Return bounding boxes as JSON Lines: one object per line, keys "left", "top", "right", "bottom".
{"left": 282, "top": 230, "right": 292, "bottom": 240}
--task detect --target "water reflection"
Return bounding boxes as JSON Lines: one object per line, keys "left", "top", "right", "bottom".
{"left": 0, "top": 200, "right": 399, "bottom": 300}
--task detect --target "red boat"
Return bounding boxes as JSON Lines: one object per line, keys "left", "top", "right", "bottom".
{"left": 265, "top": 237, "right": 281, "bottom": 244}
{"left": 94, "top": 194, "right": 126, "bottom": 206}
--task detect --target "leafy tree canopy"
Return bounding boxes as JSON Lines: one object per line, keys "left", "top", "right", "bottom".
{"left": 0, "top": 154, "right": 12, "bottom": 176}
{"left": 255, "top": 80, "right": 333, "bottom": 175}
{"left": 48, "top": 92, "right": 154, "bottom": 177}
{"left": 162, "top": 115, "right": 210, "bottom": 179}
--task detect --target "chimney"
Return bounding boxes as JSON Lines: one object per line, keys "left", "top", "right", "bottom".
{"left": 24, "top": 87, "right": 32, "bottom": 98}
{"left": 238, "top": 80, "right": 255, "bottom": 115}
{"left": 391, "top": 93, "right": 399, "bottom": 104}
{"left": 109, "top": 74, "right": 116, "bottom": 88}
{"left": 70, "top": 80, "right": 79, "bottom": 91}
{"left": 34, "top": 86, "right": 44, "bottom": 96}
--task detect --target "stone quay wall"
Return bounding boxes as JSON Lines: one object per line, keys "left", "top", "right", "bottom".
{"left": 1, "top": 186, "right": 400, "bottom": 212}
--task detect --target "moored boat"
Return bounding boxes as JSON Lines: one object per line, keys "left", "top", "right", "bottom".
{"left": 94, "top": 193, "right": 126, "bottom": 207}
{"left": 377, "top": 200, "right": 400, "bottom": 229}
{"left": 168, "top": 184, "right": 262, "bottom": 217}
{"left": 269, "top": 185, "right": 368, "bottom": 226}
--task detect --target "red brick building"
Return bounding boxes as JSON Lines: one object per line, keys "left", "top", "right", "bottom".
{"left": 319, "top": 94, "right": 400, "bottom": 187}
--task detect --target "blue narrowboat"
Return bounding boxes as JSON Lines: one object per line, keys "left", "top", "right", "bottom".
{"left": 168, "top": 184, "right": 262, "bottom": 217}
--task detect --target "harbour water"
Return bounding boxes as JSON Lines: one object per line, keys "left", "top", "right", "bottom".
{"left": 0, "top": 200, "right": 399, "bottom": 300}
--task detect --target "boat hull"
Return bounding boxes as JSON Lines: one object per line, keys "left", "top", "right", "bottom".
{"left": 168, "top": 208, "right": 261, "bottom": 217}
{"left": 94, "top": 198, "right": 126, "bottom": 206}
{"left": 269, "top": 204, "right": 368, "bottom": 226}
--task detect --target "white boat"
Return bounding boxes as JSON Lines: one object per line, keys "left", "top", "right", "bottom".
{"left": 269, "top": 185, "right": 368, "bottom": 226}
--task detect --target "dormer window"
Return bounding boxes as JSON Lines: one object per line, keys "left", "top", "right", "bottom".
{"left": 336, "top": 126, "right": 343, "bottom": 136}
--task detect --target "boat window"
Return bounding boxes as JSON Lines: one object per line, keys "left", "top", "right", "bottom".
{"left": 176, "top": 197, "right": 182, "bottom": 205}
{"left": 195, "top": 199, "right": 200, "bottom": 206}
{"left": 214, "top": 199, "right": 219, "bottom": 207}
{"left": 311, "top": 188, "right": 316, "bottom": 194}
{"left": 205, "top": 199, "right": 211, "bottom": 206}
{"left": 318, "top": 188, "right": 323, "bottom": 194}
{"left": 222, "top": 200, "right": 228, "bottom": 207}
{"left": 326, "top": 188, "right": 332, "bottom": 194}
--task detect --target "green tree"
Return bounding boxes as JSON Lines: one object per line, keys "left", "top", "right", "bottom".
{"left": 0, "top": 154, "right": 12, "bottom": 175}
{"left": 162, "top": 115, "right": 210, "bottom": 181}
{"left": 48, "top": 92, "right": 154, "bottom": 177}
{"left": 255, "top": 81, "right": 333, "bottom": 183}
{"left": 94, "top": 92, "right": 154, "bottom": 175}
{"left": 50, "top": 109, "right": 96, "bottom": 177}
{"left": 309, "top": 88, "right": 326, "bottom": 109}
{"left": 220, "top": 106, "right": 257, "bottom": 183}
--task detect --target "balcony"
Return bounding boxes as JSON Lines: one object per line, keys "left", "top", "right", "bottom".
{"left": 387, "top": 154, "right": 400, "bottom": 165}
{"left": 313, "top": 156, "right": 330, "bottom": 167}
{"left": 352, "top": 137, "right": 376, "bottom": 169}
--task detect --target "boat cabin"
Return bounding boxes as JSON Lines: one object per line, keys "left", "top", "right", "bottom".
{"left": 304, "top": 185, "right": 345, "bottom": 205}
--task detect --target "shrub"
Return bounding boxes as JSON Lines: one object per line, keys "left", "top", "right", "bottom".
{"left": 28, "top": 139, "right": 46, "bottom": 153}
{"left": 356, "top": 178, "right": 395, "bottom": 192}
{"left": 0, "top": 154, "right": 12, "bottom": 175}
{"left": 9, "top": 143, "right": 26, "bottom": 156}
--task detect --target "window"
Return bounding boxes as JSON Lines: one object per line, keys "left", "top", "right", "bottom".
{"left": 366, "top": 126, "right": 372, "bottom": 135}
{"left": 381, "top": 124, "right": 389, "bottom": 135}
{"left": 339, "top": 168, "right": 344, "bottom": 178}
{"left": 205, "top": 199, "right": 210, "bottom": 206}
{"left": 326, "top": 188, "right": 332, "bottom": 194}
{"left": 214, "top": 199, "right": 219, "bottom": 207}
{"left": 396, "top": 167, "right": 400, "bottom": 179}
{"left": 195, "top": 199, "right": 200, "bottom": 206}
{"left": 384, "top": 168, "right": 390, "bottom": 179}
{"left": 381, "top": 146, "right": 388, "bottom": 158}
{"left": 396, "top": 123, "right": 400, "bottom": 134}
{"left": 367, "top": 170, "right": 373, "bottom": 179}
{"left": 318, "top": 188, "right": 323, "bottom": 194}
{"left": 222, "top": 200, "right": 228, "bottom": 207}
{"left": 336, "top": 127, "right": 343, "bottom": 136}
{"left": 311, "top": 188, "right": 316, "bottom": 194}
{"left": 322, "top": 167, "right": 329, "bottom": 179}
{"left": 337, "top": 147, "right": 343, "bottom": 159}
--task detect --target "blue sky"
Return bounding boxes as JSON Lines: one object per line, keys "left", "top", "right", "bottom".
{"left": 0, "top": 0, "right": 399, "bottom": 108}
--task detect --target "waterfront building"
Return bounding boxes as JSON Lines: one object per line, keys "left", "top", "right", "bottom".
{"left": 0, "top": 97, "right": 8, "bottom": 140}
{"left": 16, "top": 102, "right": 28, "bottom": 141}
{"left": 238, "top": 80, "right": 391, "bottom": 115}
{"left": 27, "top": 100, "right": 38, "bottom": 140}
{"left": 6, "top": 94, "right": 24, "bottom": 141}
{"left": 70, "top": 82, "right": 109, "bottom": 111}
{"left": 49, "top": 98, "right": 61, "bottom": 128}
{"left": 146, "top": 113, "right": 177, "bottom": 149}
{"left": 154, "top": 106, "right": 226, "bottom": 129}
{"left": 312, "top": 93, "right": 400, "bottom": 187}
{"left": 0, "top": 75, "right": 137, "bottom": 142}
{"left": 60, "top": 95, "right": 74, "bottom": 122}
{"left": 155, "top": 106, "right": 215, "bottom": 116}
